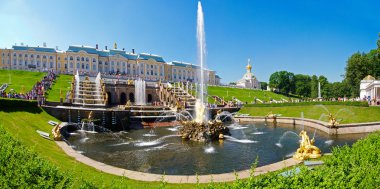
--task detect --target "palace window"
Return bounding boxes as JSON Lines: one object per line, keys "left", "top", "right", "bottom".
{"left": 19, "top": 54, "right": 22, "bottom": 57}
{"left": 81, "top": 57, "right": 84, "bottom": 61}
{"left": 92, "top": 64, "right": 96, "bottom": 70}
{"left": 65, "top": 64, "right": 67, "bottom": 69}
{"left": 43, "top": 62, "right": 46, "bottom": 68}
{"left": 99, "top": 61, "right": 102, "bottom": 64}
{"left": 13, "top": 53, "right": 16, "bottom": 57}
{"left": 92, "top": 58, "right": 96, "bottom": 63}
{"left": 70, "top": 62, "right": 73, "bottom": 68}
{"left": 50, "top": 62, "right": 53, "bottom": 68}
{"left": 76, "top": 63, "right": 80, "bottom": 68}
{"left": 81, "top": 63, "right": 84, "bottom": 69}
{"left": 43, "top": 55, "right": 46, "bottom": 59}
{"left": 76, "top": 57, "right": 80, "bottom": 61}
{"left": 58, "top": 63, "right": 61, "bottom": 68}
{"left": 86, "top": 64, "right": 89, "bottom": 70}
{"left": 70, "top": 56, "right": 73, "bottom": 60}
{"left": 25, "top": 54, "right": 28, "bottom": 58}
{"left": 50, "top": 56, "right": 53, "bottom": 60}
{"left": 36, "top": 55, "right": 40, "bottom": 58}
{"left": 31, "top": 54, "right": 34, "bottom": 58}
{"left": 85, "top": 57, "right": 89, "bottom": 62}
{"left": 58, "top": 57, "right": 60, "bottom": 60}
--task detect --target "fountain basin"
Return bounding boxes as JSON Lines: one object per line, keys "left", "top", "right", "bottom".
{"left": 64, "top": 122, "right": 366, "bottom": 175}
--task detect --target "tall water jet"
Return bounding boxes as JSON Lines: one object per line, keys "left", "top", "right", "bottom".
{"left": 75, "top": 70, "right": 80, "bottom": 100}
{"left": 195, "top": 1, "right": 208, "bottom": 123}
{"left": 135, "top": 78, "right": 146, "bottom": 105}
{"left": 179, "top": 1, "right": 230, "bottom": 142}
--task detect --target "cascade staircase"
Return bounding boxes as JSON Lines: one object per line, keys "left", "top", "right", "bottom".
{"left": 211, "top": 95, "right": 227, "bottom": 105}
{"left": 71, "top": 76, "right": 106, "bottom": 106}
{"left": 158, "top": 82, "right": 197, "bottom": 110}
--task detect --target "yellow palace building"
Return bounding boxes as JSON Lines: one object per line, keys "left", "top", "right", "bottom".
{"left": 0, "top": 43, "right": 221, "bottom": 85}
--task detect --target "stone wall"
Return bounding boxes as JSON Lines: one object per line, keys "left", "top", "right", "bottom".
{"left": 235, "top": 116, "right": 380, "bottom": 135}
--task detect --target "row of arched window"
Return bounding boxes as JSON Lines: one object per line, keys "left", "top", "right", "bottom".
{"left": 12, "top": 53, "right": 54, "bottom": 60}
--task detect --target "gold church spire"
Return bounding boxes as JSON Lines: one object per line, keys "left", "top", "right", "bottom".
{"left": 246, "top": 58, "right": 252, "bottom": 73}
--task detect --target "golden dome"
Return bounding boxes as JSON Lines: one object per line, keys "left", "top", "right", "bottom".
{"left": 246, "top": 63, "right": 252, "bottom": 71}
{"left": 246, "top": 58, "right": 252, "bottom": 72}
{"left": 363, "top": 75, "right": 375, "bottom": 80}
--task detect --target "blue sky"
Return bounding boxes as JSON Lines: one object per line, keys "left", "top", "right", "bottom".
{"left": 1, "top": 0, "right": 380, "bottom": 83}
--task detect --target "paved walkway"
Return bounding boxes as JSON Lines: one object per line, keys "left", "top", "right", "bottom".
{"left": 56, "top": 141, "right": 301, "bottom": 183}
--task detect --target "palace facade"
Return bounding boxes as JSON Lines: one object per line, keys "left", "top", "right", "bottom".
{"left": 0, "top": 43, "right": 221, "bottom": 85}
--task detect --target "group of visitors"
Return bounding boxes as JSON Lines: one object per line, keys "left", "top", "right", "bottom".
{"left": 0, "top": 71, "right": 56, "bottom": 105}
{"left": 363, "top": 95, "right": 379, "bottom": 105}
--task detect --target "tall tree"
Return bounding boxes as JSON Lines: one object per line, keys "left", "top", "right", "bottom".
{"left": 269, "top": 71, "right": 295, "bottom": 94}
{"left": 260, "top": 82, "right": 268, "bottom": 90}
{"left": 294, "top": 74, "right": 311, "bottom": 97}
{"left": 344, "top": 52, "right": 373, "bottom": 97}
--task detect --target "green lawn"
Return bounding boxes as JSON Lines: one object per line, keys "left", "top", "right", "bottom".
{"left": 46, "top": 74, "right": 73, "bottom": 102}
{"left": 0, "top": 107, "right": 195, "bottom": 188}
{"left": 240, "top": 105, "right": 380, "bottom": 124}
{"left": 207, "top": 86, "right": 293, "bottom": 103}
{"left": 0, "top": 70, "right": 45, "bottom": 93}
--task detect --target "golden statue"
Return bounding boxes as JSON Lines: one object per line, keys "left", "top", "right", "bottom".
{"left": 52, "top": 125, "right": 62, "bottom": 141}
{"left": 127, "top": 79, "right": 134, "bottom": 85}
{"left": 293, "top": 130, "right": 321, "bottom": 160}
{"left": 327, "top": 113, "right": 339, "bottom": 127}
{"left": 88, "top": 111, "right": 93, "bottom": 120}
{"left": 265, "top": 111, "right": 277, "bottom": 124}
{"left": 265, "top": 111, "right": 276, "bottom": 119}
{"left": 105, "top": 92, "right": 108, "bottom": 105}
{"left": 114, "top": 42, "right": 118, "bottom": 49}
{"left": 125, "top": 100, "right": 131, "bottom": 107}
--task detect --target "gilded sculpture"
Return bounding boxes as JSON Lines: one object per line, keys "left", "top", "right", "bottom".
{"left": 293, "top": 130, "right": 322, "bottom": 160}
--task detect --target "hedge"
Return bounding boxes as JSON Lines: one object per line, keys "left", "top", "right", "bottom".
{"left": 0, "top": 98, "right": 37, "bottom": 109}
{"left": 244, "top": 101, "right": 369, "bottom": 108}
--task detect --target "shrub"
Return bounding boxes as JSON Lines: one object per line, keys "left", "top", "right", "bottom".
{"left": 244, "top": 101, "right": 369, "bottom": 108}
{"left": 211, "top": 132, "right": 380, "bottom": 188}
{"left": 0, "top": 125, "right": 72, "bottom": 188}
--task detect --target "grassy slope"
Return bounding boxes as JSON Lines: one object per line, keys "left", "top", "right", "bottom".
{"left": 0, "top": 107, "right": 195, "bottom": 188}
{"left": 208, "top": 86, "right": 291, "bottom": 103}
{"left": 240, "top": 105, "right": 380, "bottom": 124}
{"left": 0, "top": 70, "right": 45, "bottom": 93}
{"left": 45, "top": 74, "right": 73, "bottom": 102}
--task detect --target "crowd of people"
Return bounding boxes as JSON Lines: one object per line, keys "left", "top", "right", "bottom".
{"left": 0, "top": 71, "right": 56, "bottom": 105}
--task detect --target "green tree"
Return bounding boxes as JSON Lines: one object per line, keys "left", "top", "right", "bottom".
{"left": 294, "top": 74, "right": 311, "bottom": 97}
{"left": 329, "top": 81, "right": 351, "bottom": 98}
{"left": 269, "top": 71, "right": 295, "bottom": 94}
{"left": 260, "top": 82, "right": 268, "bottom": 90}
{"left": 344, "top": 52, "right": 373, "bottom": 97}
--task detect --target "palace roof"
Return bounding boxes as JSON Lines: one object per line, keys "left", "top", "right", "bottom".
{"left": 138, "top": 53, "right": 165, "bottom": 62}
{"left": 12, "top": 45, "right": 56, "bottom": 53}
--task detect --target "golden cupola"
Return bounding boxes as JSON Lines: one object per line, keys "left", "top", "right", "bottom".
{"left": 246, "top": 58, "right": 252, "bottom": 73}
